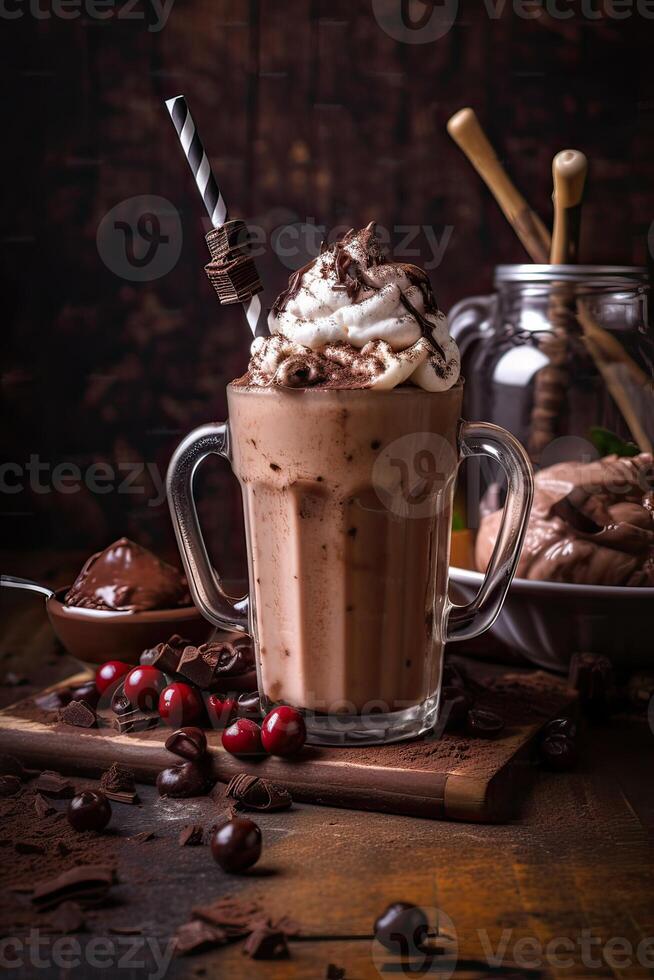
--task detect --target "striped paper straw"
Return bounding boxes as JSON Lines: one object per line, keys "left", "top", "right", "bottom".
{"left": 165, "top": 94, "right": 265, "bottom": 338}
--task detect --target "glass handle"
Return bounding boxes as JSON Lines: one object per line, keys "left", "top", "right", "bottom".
{"left": 446, "top": 422, "right": 533, "bottom": 643}
{"left": 447, "top": 293, "right": 497, "bottom": 358}
{"left": 166, "top": 423, "right": 248, "bottom": 633}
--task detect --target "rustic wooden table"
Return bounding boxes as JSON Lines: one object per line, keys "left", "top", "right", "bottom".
{"left": 1, "top": 559, "right": 653, "bottom": 979}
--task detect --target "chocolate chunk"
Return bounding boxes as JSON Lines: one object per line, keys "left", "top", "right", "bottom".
{"left": 31, "top": 866, "right": 116, "bottom": 911}
{"left": 179, "top": 824, "right": 204, "bottom": 847}
{"left": 206, "top": 219, "right": 252, "bottom": 262}
{"left": 466, "top": 708, "right": 505, "bottom": 738}
{"left": 327, "top": 966, "right": 346, "bottom": 980}
{"left": 177, "top": 639, "right": 254, "bottom": 690}
{"left": 59, "top": 699, "right": 97, "bottom": 729}
{"left": 243, "top": 926, "right": 289, "bottom": 960}
{"left": 140, "top": 634, "right": 189, "bottom": 673}
{"left": 98, "top": 767, "right": 140, "bottom": 804}
{"left": 551, "top": 488, "right": 602, "bottom": 534}
{"left": 111, "top": 708, "right": 159, "bottom": 734}
{"left": 35, "top": 794, "right": 56, "bottom": 818}
{"left": 48, "top": 901, "right": 85, "bottom": 934}
{"left": 204, "top": 220, "right": 263, "bottom": 306}
{"left": 174, "top": 919, "right": 227, "bottom": 956}
{"left": 35, "top": 689, "right": 71, "bottom": 712}
{"left": 0, "top": 754, "right": 26, "bottom": 779}
{"left": 100, "top": 762, "right": 136, "bottom": 795}
{"left": 226, "top": 773, "right": 292, "bottom": 812}
{"left": 34, "top": 771, "right": 75, "bottom": 799}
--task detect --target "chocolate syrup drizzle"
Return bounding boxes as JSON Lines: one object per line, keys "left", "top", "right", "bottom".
{"left": 271, "top": 222, "right": 446, "bottom": 366}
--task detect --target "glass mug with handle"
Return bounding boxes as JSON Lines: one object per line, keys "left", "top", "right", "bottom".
{"left": 167, "top": 380, "right": 533, "bottom": 745}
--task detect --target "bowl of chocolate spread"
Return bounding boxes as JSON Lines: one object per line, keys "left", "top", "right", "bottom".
{"left": 24, "top": 539, "right": 211, "bottom": 665}
{"left": 450, "top": 453, "right": 654, "bottom": 671}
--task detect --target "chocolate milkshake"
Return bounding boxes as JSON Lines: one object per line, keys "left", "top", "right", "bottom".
{"left": 168, "top": 223, "right": 532, "bottom": 743}
{"left": 228, "top": 383, "right": 461, "bottom": 714}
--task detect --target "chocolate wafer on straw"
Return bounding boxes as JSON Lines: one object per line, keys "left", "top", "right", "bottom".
{"left": 165, "top": 95, "right": 266, "bottom": 338}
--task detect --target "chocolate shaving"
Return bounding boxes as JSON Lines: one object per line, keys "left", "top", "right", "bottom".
{"left": 31, "top": 866, "right": 116, "bottom": 911}
{"left": 226, "top": 773, "right": 292, "bottom": 812}
{"left": 178, "top": 824, "right": 204, "bottom": 847}
{"left": 140, "top": 634, "right": 189, "bottom": 672}
{"left": 100, "top": 762, "right": 137, "bottom": 797}
{"left": 174, "top": 920, "right": 228, "bottom": 956}
{"left": 34, "top": 771, "right": 75, "bottom": 799}
{"left": 243, "top": 926, "right": 290, "bottom": 960}
{"left": 106, "top": 789, "right": 140, "bottom": 805}
{"left": 58, "top": 699, "right": 97, "bottom": 729}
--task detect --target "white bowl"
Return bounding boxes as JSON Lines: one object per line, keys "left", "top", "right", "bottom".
{"left": 449, "top": 566, "right": 653, "bottom": 672}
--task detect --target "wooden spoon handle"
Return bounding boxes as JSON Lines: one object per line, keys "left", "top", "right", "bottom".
{"left": 550, "top": 149, "right": 588, "bottom": 264}
{"left": 447, "top": 107, "right": 551, "bottom": 263}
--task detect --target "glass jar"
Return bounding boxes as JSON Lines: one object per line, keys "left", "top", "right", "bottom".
{"left": 449, "top": 265, "right": 653, "bottom": 464}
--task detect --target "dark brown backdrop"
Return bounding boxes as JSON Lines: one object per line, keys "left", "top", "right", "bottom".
{"left": 1, "top": 0, "right": 652, "bottom": 579}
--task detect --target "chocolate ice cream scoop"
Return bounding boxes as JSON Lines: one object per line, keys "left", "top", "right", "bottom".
{"left": 476, "top": 453, "right": 654, "bottom": 587}
{"left": 65, "top": 538, "right": 191, "bottom": 612}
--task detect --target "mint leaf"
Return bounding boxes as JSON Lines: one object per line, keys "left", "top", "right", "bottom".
{"left": 588, "top": 426, "right": 639, "bottom": 458}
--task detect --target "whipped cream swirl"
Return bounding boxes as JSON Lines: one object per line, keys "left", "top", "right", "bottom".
{"left": 240, "top": 223, "right": 460, "bottom": 392}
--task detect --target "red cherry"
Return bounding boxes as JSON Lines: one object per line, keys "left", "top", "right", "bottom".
{"left": 158, "top": 683, "right": 205, "bottom": 727}
{"left": 95, "top": 660, "right": 131, "bottom": 695}
{"left": 206, "top": 693, "right": 238, "bottom": 729}
{"left": 261, "top": 706, "right": 306, "bottom": 757}
{"left": 123, "top": 666, "right": 167, "bottom": 712}
{"left": 221, "top": 718, "right": 262, "bottom": 756}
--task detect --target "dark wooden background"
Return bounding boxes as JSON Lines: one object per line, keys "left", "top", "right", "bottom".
{"left": 1, "top": 0, "right": 653, "bottom": 578}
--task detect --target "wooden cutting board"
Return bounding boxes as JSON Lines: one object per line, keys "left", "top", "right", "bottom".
{"left": 0, "top": 665, "right": 575, "bottom": 823}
